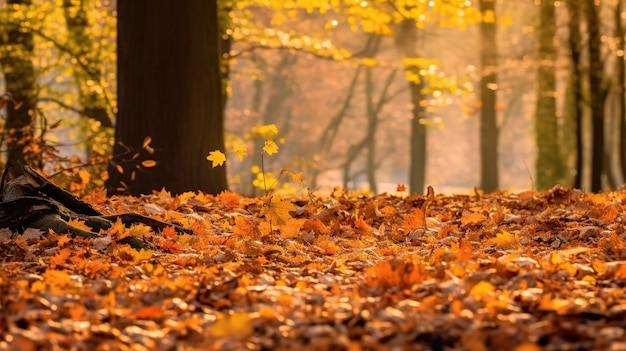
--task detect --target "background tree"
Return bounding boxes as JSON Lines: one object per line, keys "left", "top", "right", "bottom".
{"left": 479, "top": 0, "right": 499, "bottom": 192}
{"left": 534, "top": 0, "right": 565, "bottom": 189}
{"left": 62, "top": 0, "right": 112, "bottom": 129}
{"left": 0, "top": 0, "right": 39, "bottom": 177}
{"left": 108, "top": 0, "right": 227, "bottom": 195}
{"left": 585, "top": 0, "right": 607, "bottom": 192}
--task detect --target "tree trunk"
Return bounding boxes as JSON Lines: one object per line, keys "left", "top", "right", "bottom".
{"left": 62, "top": 0, "right": 112, "bottom": 129}
{"left": 365, "top": 66, "right": 378, "bottom": 194}
{"left": 109, "top": 0, "right": 227, "bottom": 195}
{"left": 566, "top": 0, "right": 583, "bottom": 189}
{"left": 408, "top": 80, "right": 427, "bottom": 195}
{"left": 585, "top": 0, "right": 607, "bottom": 192}
{"left": 615, "top": 0, "right": 626, "bottom": 182}
{"left": 0, "top": 0, "right": 39, "bottom": 178}
{"left": 479, "top": 0, "right": 499, "bottom": 193}
{"left": 534, "top": 0, "right": 565, "bottom": 189}
{"left": 395, "top": 19, "right": 427, "bottom": 195}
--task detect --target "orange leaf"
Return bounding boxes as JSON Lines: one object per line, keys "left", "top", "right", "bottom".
{"left": 141, "top": 160, "right": 157, "bottom": 168}
{"left": 460, "top": 212, "right": 487, "bottom": 227}
{"left": 127, "top": 306, "right": 165, "bottom": 320}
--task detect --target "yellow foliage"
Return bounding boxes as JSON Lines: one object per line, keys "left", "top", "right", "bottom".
{"left": 263, "top": 140, "right": 279, "bottom": 155}
{"left": 260, "top": 194, "right": 295, "bottom": 225}
{"left": 207, "top": 150, "right": 226, "bottom": 167}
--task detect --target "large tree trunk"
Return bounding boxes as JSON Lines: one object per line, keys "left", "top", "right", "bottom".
{"left": 566, "top": 0, "right": 583, "bottom": 189}
{"left": 109, "top": 0, "right": 227, "bottom": 195}
{"left": 479, "top": 0, "right": 499, "bottom": 193}
{"left": 534, "top": 0, "right": 565, "bottom": 189}
{"left": 62, "top": 0, "right": 112, "bottom": 129}
{"left": 585, "top": 0, "right": 607, "bottom": 192}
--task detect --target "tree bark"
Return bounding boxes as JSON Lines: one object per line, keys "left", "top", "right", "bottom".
{"left": 566, "top": 0, "right": 583, "bottom": 189}
{"left": 615, "top": 0, "right": 626, "bottom": 183}
{"left": 585, "top": 0, "right": 607, "bottom": 192}
{"left": 479, "top": 0, "right": 499, "bottom": 193}
{"left": 0, "top": 0, "right": 39, "bottom": 177}
{"left": 109, "top": 0, "right": 228, "bottom": 195}
{"left": 534, "top": 0, "right": 565, "bottom": 189}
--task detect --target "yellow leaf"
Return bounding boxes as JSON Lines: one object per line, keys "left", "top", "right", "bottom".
{"left": 206, "top": 150, "right": 226, "bottom": 167}
{"left": 491, "top": 231, "right": 520, "bottom": 250}
{"left": 128, "top": 224, "right": 152, "bottom": 237}
{"left": 78, "top": 169, "right": 91, "bottom": 185}
{"left": 234, "top": 144, "right": 248, "bottom": 161}
{"left": 361, "top": 57, "right": 377, "bottom": 67}
{"left": 209, "top": 312, "right": 252, "bottom": 338}
{"left": 261, "top": 194, "right": 295, "bottom": 225}
{"left": 483, "top": 10, "right": 496, "bottom": 23}
{"left": 263, "top": 140, "right": 279, "bottom": 155}
{"left": 469, "top": 281, "right": 494, "bottom": 299}
{"left": 291, "top": 172, "right": 303, "bottom": 186}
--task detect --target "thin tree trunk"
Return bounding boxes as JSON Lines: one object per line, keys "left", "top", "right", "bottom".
{"left": 479, "top": 0, "right": 499, "bottom": 193}
{"left": 585, "top": 0, "right": 607, "bottom": 192}
{"left": 534, "top": 0, "right": 565, "bottom": 189}
{"left": 408, "top": 80, "right": 427, "bottom": 195}
{"left": 566, "top": 0, "right": 583, "bottom": 189}
{"left": 394, "top": 19, "right": 427, "bottom": 195}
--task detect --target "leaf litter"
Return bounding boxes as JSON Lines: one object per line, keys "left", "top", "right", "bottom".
{"left": 2, "top": 185, "right": 626, "bottom": 350}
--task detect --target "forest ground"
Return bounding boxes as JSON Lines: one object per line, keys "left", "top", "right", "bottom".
{"left": 1, "top": 186, "right": 626, "bottom": 350}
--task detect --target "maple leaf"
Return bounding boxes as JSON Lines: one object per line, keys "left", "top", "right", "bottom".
{"left": 206, "top": 150, "right": 226, "bottom": 167}
{"left": 491, "top": 231, "right": 520, "bottom": 249}
{"left": 263, "top": 140, "right": 279, "bottom": 155}
{"left": 234, "top": 144, "right": 248, "bottom": 161}
{"left": 260, "top": 194, "right": 295, "bottom": 225}
{"left": 50, "top": 248, "right": 72, "bottom": 268}
{"left": 460, "top": 212, "right": 487, "bottom": 227}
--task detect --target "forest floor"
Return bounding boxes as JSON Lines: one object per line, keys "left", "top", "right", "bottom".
{"left": 1, "top": 186, "right": 626, "bottom": 350}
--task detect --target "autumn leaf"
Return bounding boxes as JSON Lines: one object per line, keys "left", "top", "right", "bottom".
{"left": 206, "top": 150, "right": 226, "bottom": 167}
{"left": 234, "top": 144, "right": 248, "bottom": 161}
{"left": 491, "top": 231, "right": 520, "bottom": 250}
{"left": 260, "top": 194, "right": 295, "bottom": 225}
{"left": 209, "top": 312, "right": 253, "bottom": 338}
{"left": 460, "top": 212, "right": 487, "bottom": 227}
{"left": 263, "top": 140, "right": 279, "bottom": 155}
{"left": 127, "top": 306, "right": 165, "bottom": 320}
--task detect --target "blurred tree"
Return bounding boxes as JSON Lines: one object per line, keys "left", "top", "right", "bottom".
{"left": 0, "top": 0, "right": 39, "bottom": 177}
{"left": 479, "top": 0, "right": 499, "bottom": 192}
{"left": 585, "top": 0, "right": 607, "bottom": 192}
{"left": 62, "top": 0, "right": 112, "bottom": 129}
{"left": 108, "top": 0, "right": 227, "bottom": 195}
{"left": 565, "top": 0, "right": 583, "bottom": 189}
{"left": 534, "top": 0, "right": 565, "bottom": 189}
{"left": 395, "top": 20, "right": 427, "bottom": 195}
